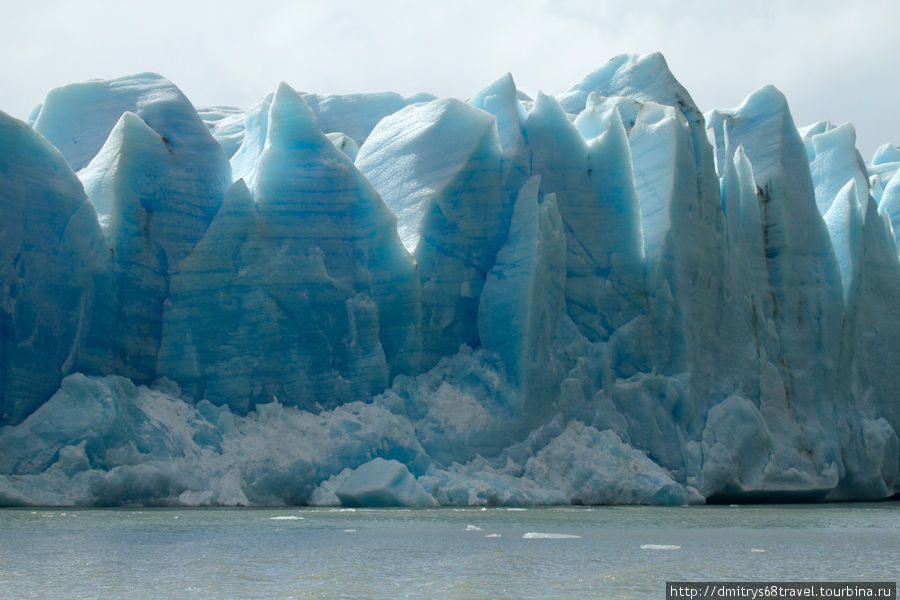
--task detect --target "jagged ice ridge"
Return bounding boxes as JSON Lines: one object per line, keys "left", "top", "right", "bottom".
{"left": 1, "top": 53, "right": 898, "bottom": 507}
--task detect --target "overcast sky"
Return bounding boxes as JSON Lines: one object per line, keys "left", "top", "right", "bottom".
{"left": 2, "top": 0, "right": 897, "bottom": 158}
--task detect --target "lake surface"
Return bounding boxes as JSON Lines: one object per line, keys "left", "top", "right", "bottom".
{"left": 1, "top": 503, "right": 897, "bottom": 599}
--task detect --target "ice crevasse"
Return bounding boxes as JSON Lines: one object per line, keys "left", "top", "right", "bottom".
{"left": 1, "top": 54, "right": 898, "bottom": 507}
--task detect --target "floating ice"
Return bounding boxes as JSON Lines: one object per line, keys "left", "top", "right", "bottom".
{"left": 523, "top": 532, "right": 581, "bottom": 539}
{"left": 335, "top": 458, "right": 438, "bottom": 508}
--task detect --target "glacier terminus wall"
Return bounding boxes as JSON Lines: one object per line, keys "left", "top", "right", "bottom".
{"left": 1, "top": 53, "right": 899, "bottom": 507}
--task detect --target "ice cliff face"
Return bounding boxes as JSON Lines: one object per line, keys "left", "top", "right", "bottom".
{"left": 1, "top": 53, "right": 898, "bottom": 507}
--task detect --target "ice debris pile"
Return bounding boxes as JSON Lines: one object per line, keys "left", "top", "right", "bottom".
{"left": 1, "top": 53, "right": 899, "bottom": 507}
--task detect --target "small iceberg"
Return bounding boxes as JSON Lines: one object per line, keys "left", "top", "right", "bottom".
{"left": 269, "top": 515, "right": 304, "bottom": 520}
{"left": 335, "top": 458, "right": 438, "bottom": 507}
{"left": 522, "top": 532, "right": 581, "bottom": 539}
{"left": 640, "top": 544, "right": 681, "bottom": 550}
{"left": 465, "top": 524, "right": 482, "bottom": 531}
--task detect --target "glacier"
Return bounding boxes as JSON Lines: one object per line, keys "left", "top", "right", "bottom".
{"left": 1, "top": 53, "right": 899, "bottom": 507}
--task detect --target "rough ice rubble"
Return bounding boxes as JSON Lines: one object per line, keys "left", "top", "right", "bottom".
{"left": 0, "top": 374, "right": 428, "bottom": 506}
{"left": 0, "top": 370, "right": 694, "bottom": 507}
{"left": 1, "top": 51, "right": 899, "bottom": 506}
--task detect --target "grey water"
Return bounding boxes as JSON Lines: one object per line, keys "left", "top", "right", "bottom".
{"left": 1, "top": 504, "right": 897, "bottom": 599}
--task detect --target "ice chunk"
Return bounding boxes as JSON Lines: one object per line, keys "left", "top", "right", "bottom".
{"left": 155, "top": 179, "right": 279, "bottom": 411}
{"left": 0, "top": 373, "right": 432, "bottom": 506}
{"left": 629, "top": 102, "right": 696, "bottom": 263}
{"left": 0, "top": 374, "right": 224, "bottom": 506}
{"left": 518, "top": 93, "right": 645, "bottom": 343}
{"left": 700, "top": 393, "right": 839, "bottom": 501}
{"left": 325, "top": 132, "right": 360, "bottom": 161}
{"left": 255, "top": 82, "right": 422, "bottom": 388}
{"left": 706, "top": 86, "right": 844, "bottom": 451}
{"left": 867, "top": 143, "right": 899, "bottom": 200}
{"left": 335, "top": 458, "right": 438, "bottom": 507}
{"left": 302, "top": 91, "right": 408, "bottom": 146}
{"left": 558, "top": 53, "right": 696, "bottom": 117}
{"left": 807, "top": 123, "right": 869, "bottom": 214}
{"left": 80, "top": 109, "right": 230, "bottom": 254}
{"left": 582, "top": 109, "right": 645, "bottom": 335}
{"left": 714, "top": 142, "right": 780, "bottom": 401}
{"left": 835, "top": 193, "right": 900, "bottom": 492}
{"left": 873, "top": 143, "right": 900, "bottom": 165}
{"left": 798, "top": 120, "right": 832, "bottom": 163}
{"left": 69, "top": 76, "right": 232, "bottom": 384}
{"left": 357, "top": 97, "right": 508, "bottom": 364}
{"left": 523, "top": 532, "right": 581, "bottom": 539}
{"left": 524, "top": 422, "right": 699, "bottom": 505}
{"left": 573, "top": 94, "right": 641, "bottom": 140}
{"left": 215, "top": 88, "right": 406, "bottom": 177}
{"left": 559, "top": 52, "right": 720, "bottom": 225}
{"left": 197, "top": 106, "right": 246, "bottom": 158}
{"left": 78, "top": 107, "right": 231, "bottom": 382}
{"left": 0, "top": 111, "right": 109, "bottom": 425}
{"left": 34, "top": 73, "right": 223, "bottom": 172}
{"left": 700, "top": 394, "right": 773, "bottom": 498}
{"left": 160, "top": 83, "right": 421, "bottom": 411}
{"left": 406, "top": 92, "right": 437, "bottom": 104}
{"left": 561, "top": 54, "right": 729, "bottom": 404}
{"left": 521, "top": 92, "right": 591, "bottom": 256}
{"left": 824, "top": 180, "right": 864, "bottom": 301}
{"left": 379, "top": 348, "right": 523, "bottom": 465}
{"left": 878, "top": 170, "right": 900, "bottom": 248}
{"left": 356, "top": 98, "right": 504, "bottom": 255}
{"left": 627, "top": 97, "right": 729, "bottom": 401}
{"left": 477, "top": 177, "right": 566, "bottom": 406}
{"left": 468, "top": 73, "right": 527, "bottom": 153}
{"left": 469, "top": 75, "right": 530, "bottom": 198}
{"left": 229, "top": 98, "right": 271, "bottom": 186}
